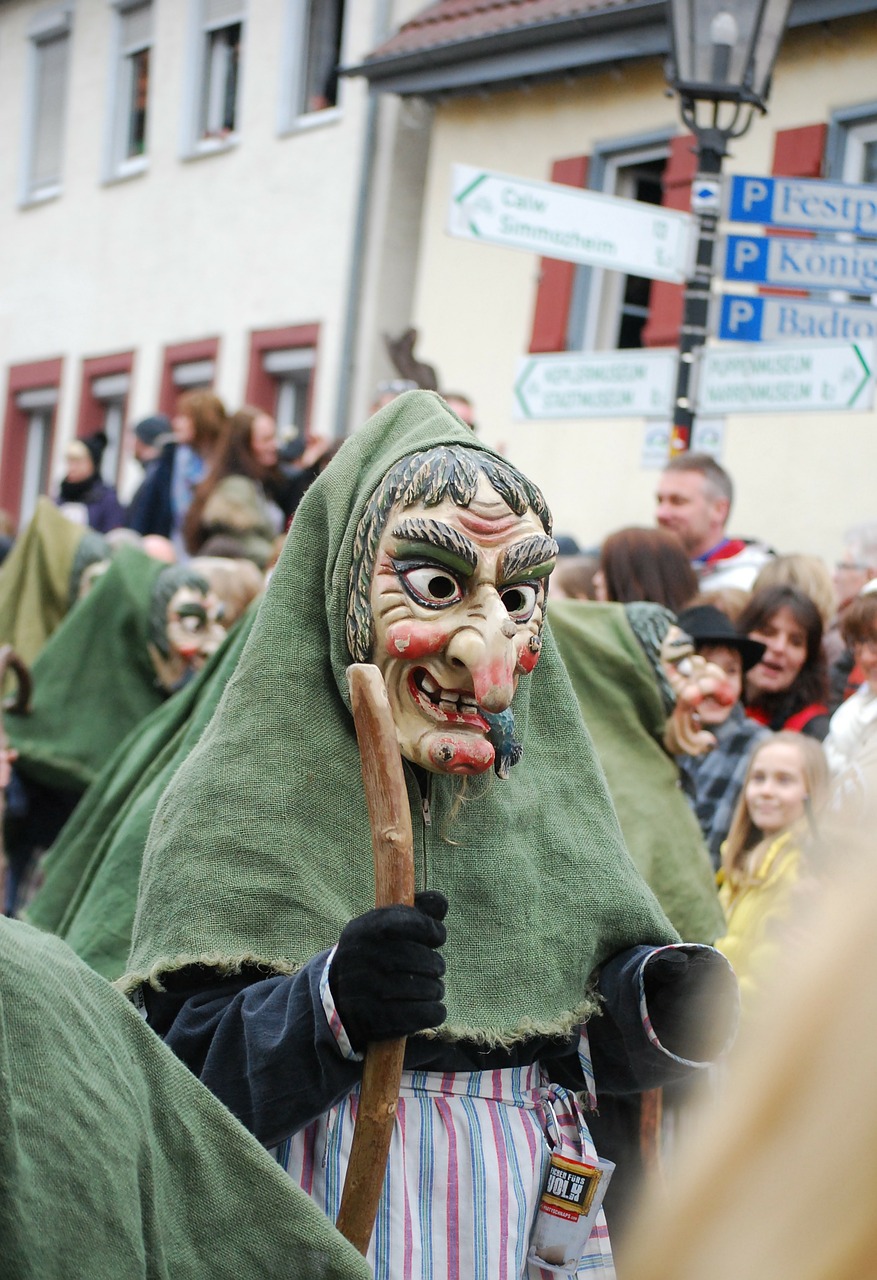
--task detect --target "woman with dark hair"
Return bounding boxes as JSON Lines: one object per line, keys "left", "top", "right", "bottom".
{"left": 739, "top": 584, "right": 830, "bottom": 740}
{"left": 594, "top": 526, "right": 699, "bottom": 612}
{"left": 182, "top": 407, "right": 292, "bottom": 567}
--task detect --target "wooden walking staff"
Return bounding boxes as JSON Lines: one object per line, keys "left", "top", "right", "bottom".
{"left": 335, "top": 662, "right": 415, "bottom": 1256}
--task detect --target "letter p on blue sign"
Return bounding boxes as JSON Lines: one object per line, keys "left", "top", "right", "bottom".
{"left": 724, "top": 235, "right": 766, "bottom": 282}
{"left": 728, "top": 175, "right": 774, "bottom": 225}
{"left": 718, "top": 295, "right": 764, "bottom": 341}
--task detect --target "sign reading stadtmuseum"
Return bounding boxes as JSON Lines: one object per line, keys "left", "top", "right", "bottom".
{"left": 513, "top": 350, "right": 677, "bottom": 420}
{"left": 448, "top": 164, "right": 692, "bottom": 283}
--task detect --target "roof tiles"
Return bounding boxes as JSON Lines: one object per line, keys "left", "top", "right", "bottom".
{"left": 370, "top": 0, "right": 636, "bottom": 60}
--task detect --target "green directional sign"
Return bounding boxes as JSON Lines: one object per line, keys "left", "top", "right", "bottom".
{"left": 513, "top": 350, "right": 677, "bottom": 420}
{"left": 449, "top": 164, "right": 692, "bottom": 283}
{"left": 696, "top": 342, "right": 875, "bottom": 414}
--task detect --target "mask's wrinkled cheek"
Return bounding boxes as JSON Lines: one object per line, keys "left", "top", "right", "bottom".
{"left": 515, "top": 633, "right": 542, "bottom": 675}
{"left": 385, "top": 620, "right": 452, "bottom": 661}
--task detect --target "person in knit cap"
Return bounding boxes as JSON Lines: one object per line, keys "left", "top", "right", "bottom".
{"left": 55, "top": 432, "right": 126, "bottom": 533}
{"left": 125, "top": 391, "right": 738, "bottom": 1279}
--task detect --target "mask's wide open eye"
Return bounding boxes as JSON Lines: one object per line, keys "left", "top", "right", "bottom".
{"left": 500, "top": 582, "right": 539, "bottom": 622}
{"left": 400, "top": 565, "right": 464, "bottom": 609}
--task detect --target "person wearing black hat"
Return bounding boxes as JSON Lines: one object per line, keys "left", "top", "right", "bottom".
{"left": 125, "top": 415, "right": 173, "bottom": 533}
{"left": 56, "top": 433, "right": 126, "bottom": 534}
{"left": 675, "top": 604, "right": 769, "bottom": 870}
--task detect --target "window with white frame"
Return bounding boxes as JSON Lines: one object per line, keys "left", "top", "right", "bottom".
{"left": 195, "top": 0, "right": 246, "bottom": 144}
{"left": 281, "top": 0, "right": 345, "bottom": 128}
{"left": 263, "top": 347, "right": 315, "bottom": 437}
{"left": 89, "top": 372, "right": 131, "bottom": 485}
{"left": 567, "top": 138, "right": 670, "bottom": 351}
{"left": 22, "top": 8, "right": 73, "bottom": 203}
{"left": 828, "top": 108, "right": 877, "bottom": 304}
{"left": 16, "top": 388, "right": 57, "bottom": 526}
{"left": 107, "top": 1, "right": 153, "bottom": 178}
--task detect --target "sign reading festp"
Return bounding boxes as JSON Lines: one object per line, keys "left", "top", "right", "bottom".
{"left": 449, "top": 164, "right": 692, "bottom": 283}
{"left": 727, "top": 174, "right": 877, "bottom": 238}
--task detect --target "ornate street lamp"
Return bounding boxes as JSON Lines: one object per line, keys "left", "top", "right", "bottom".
{"left": 664, "top": 0, "right": 792, "bottom": 452}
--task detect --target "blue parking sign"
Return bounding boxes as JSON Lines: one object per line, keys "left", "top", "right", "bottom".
{"left": 722, "top": 235, "right": 770, "bottom": 282}
{"left": 717, "top": 295, "right": 765, "bottom": 341}
{"left": 727, "top": 176, "right": 775, "bottom": 225}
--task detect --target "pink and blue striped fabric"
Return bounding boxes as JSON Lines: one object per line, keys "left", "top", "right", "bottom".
{"left": 277, "top": 1065, "right": 614, "bottom": 1279}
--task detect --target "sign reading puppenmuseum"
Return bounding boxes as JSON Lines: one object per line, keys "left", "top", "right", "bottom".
{"left": 513, "top": 350, "right": 677, "bottom": 419}
{"left": 449, "top": 164, "right": 693, "bottom": 283}
{"left": 696, "top": 342, "right": 875, "bottom": 414}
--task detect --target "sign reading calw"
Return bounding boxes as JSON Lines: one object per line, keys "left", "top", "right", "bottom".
{"left": 448, "top": 164, "right": 693, "bottom": 283}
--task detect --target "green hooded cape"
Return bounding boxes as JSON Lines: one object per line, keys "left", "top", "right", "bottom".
{"left": 25, "top": 607, "right": 258, "bottom": 980}
{"left": 0, "top": 918, "right": 370, "bottom": 1280}
{"left": 549, "top": 600, "right": 724, "bottom": 943}
{"left": 6, "top": 545, "right": 167, "bottom": 793}
{"left": 125, "top": 391, "right": 677, "bottom": 1046}
{"left": 0, "top": 497, "right": 105, "bottom": 667}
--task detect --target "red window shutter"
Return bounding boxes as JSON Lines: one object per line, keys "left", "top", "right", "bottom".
{"left": 760, "top": 124, "right": 828, "bottom": 297}
{"left": 771, "top": 124, "right": 827, "bottom": 178}
{"left": 641, "top": 134, "right": 697, "bottom": 348}
{"left": 528, "top": 155, "right": 589, "bottom": 353}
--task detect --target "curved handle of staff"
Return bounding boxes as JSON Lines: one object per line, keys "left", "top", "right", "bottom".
{"left": 335, "top": 663, "right": 415, "bottom": 1256}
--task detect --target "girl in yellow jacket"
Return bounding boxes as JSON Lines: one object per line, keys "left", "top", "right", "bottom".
{"left": 716, "top": 731, "right": 828, "bottom": 1006}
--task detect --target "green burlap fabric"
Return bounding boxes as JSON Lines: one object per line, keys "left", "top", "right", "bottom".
{"left": 7, "top": 545, "right": 166, "bottom": 793}
{"left": 0, "top": 918, "right": 369, "bottom": 1280}
{"left": 25, "top": 608, "right": 258, "bottom": 980}
{"left": 125, "top": 391, "right": 676, "bottom": 1045}
{"left": 0, "top": 498, "right": 90, "bottom": 666}
{"left": 550, "top": 600, "right": 724, "bottom": 943}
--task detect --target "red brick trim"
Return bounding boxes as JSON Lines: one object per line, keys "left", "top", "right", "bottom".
{"left": 77, "top": 351, "right": 135, "bottom": 436}
{"left": 245, "top": 323, "right": 320, "bottom": 433}
{"left": 158, "top": 337, "right": 220, "bottom": 415}
{"left": 1, "top": 357, "right": 64, "bottom": 526}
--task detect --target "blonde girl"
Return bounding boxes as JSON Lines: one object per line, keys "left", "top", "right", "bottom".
{"left": 716, "top": 731, "right": 828, "bottom": 1005}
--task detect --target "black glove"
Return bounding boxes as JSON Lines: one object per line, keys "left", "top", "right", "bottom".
{"left": 329, "top": 890, "right": 448, "bottom": 1053}
{"left": 643, "top": 946, "right": 739, "bottom": 1062}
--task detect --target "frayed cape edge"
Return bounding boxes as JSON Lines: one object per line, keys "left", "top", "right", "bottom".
{"left": 117, "top": 953, "right": 602, "bottom": 1048}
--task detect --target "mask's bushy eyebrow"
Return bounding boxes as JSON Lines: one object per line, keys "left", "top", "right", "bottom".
{"left": 501, "top": 535, "right": 559, "bottom": 581}
{"left": 390, "top": 517, "right": 478, "bottom": 572}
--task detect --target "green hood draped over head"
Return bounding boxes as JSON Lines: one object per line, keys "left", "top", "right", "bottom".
{"left": 0, "top": 919, "right": 370, "bottom": 1280}
{"left": 0, "top": 497, "right": 107, "bottom": 667}
{"left": 26, "top": 607, "right": 258, "bottom": 981}
{"left": 7, "top": 545, "right": 167, "bottom": 793}
{"left": 125, "top": 391, "right": 676, "bottom": 1046}
{"left": 550, "top": 599, "right": 724, "bottom": 943}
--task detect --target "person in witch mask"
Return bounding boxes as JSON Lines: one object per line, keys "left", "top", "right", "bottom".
{"left": 56, "top": 433, "right": 126, "bottom": 534}
{"left": 125, "top": 392, "right": 737, "bottom": 1280}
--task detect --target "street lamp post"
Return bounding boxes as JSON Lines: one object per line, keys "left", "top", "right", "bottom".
{"left": 664, "top": 0, "right": 792, "bottom": 453}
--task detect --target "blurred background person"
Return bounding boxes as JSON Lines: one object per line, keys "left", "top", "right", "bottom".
{"left": 739, "top": 585, "right": 830, "bottom": 740}
{"left": 594, "top": 526, "right": 699, "bottom": 613}
{"left": 56, "top": 433, "right": 125, "bottom": 534}
{"left": 826, "top": 521, "right": 877, "bottom": 708}
{"left": 127, "top": 391, "right": 228, "bottom": 555}
{"left": 824, "top": 588, "right": 877, "bottom": 821}
{"left": 676, "top": 604, "right": 769, "bottom": 870}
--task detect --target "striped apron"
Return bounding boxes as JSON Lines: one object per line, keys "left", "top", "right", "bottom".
{"left": 274, "top": 1064, "right": 615, "bottom": 1279}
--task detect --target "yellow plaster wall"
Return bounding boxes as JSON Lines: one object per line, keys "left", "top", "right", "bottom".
{"left": 411, "top": 19, "right": 877, "bottom": 563}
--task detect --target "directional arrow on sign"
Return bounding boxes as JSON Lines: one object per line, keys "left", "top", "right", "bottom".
{"left": 696, "top": 342, "right": 875, "bottom": 414}
{"left": 448, "top": 164, "right": 693, "bottom": 283}
{"left": 513, "top": 350, "right": 677, "bottom": 419}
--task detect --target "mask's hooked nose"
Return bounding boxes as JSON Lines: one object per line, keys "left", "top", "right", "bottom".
{"left": 446, "top": 597, "right": 518, "bottom": 712}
